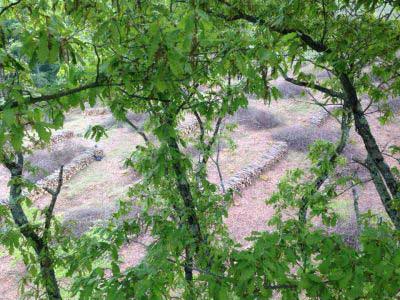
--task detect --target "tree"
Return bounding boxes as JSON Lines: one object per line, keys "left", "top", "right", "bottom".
{"left": 1, "top": 1, "right": 399, "bottom": 299}
{"left": 206, "top": 0, "right": 400, "bottom": 228}
{"left": 77, "top": 1, "right": 248, "bottom": 298}
{"left": 64, "top": 1, "right": 400, "bottom": 299}
{"left": 0, "top": 1, "right": 113, "bottom": 298}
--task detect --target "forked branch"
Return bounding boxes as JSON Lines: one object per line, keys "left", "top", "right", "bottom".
{"left": 43, "top": 166, "right": 64, "bottom": 233}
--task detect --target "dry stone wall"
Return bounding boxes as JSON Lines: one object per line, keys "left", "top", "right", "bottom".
{"left": 178, "top": 119, "right": 199, "bottom": 136}
{"left": 50, "top": 130, "right": 75, "bottom": 147}
{"left": 83, "top": 107, "right": 110, "bottom": 116}
{"left": 223, "top": 141, "right": 288, "bottom": 193}
{"left": 28, "top": 147, "right": 104, "bottom": 201}
{"left": 310, "top": 105, "right": 341, "bottom": 127}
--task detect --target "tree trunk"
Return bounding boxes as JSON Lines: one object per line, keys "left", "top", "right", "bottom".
{"left": 167, "top": 135, "right": 204, "bottom": 299}
{"left": 366, "top": 155, "right": 400, "bottom": 230}
{"left": 168, "top": 137, "right": 203, "bottom": 245}
{"left": 339, "top": 73, "right": 400, "bottom": 228}
{"left": 6, "top": 154, "right": 62, "bottom": 300}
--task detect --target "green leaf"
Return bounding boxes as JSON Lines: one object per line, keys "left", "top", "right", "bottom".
{"left": 35, "top": 124, "right": 51, "bottom": 142}
{"left": 37, "top": 33, "right": 49, "bottom": 63}
{"left": 2, "top": 110, "right": 16, "bottom": 125}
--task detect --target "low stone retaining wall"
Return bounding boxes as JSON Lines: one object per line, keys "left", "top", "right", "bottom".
{"left": 310, "top": 105, "right": 341, "bottom": 127}
{"left": 28, "top": 147, "right": 104, "bottom": 201}
{"left": 50, "top": 130, "right": 75, "bottom": 147}
{"left": 83, "top": 107, "right": 110, "bottom": 116}
{"left": 178, "top": 120, "right": 199, "bottom": 136}
{"left": 223, "top": 141, "right": 288, "bottom": 193}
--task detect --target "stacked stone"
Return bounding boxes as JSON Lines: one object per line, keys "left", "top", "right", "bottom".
{"left": 83, "top": 107, "right": 110, "bottom": 116}
{"left": 223, "top": 141, "right": 288, "bottom": 193}
{"left": 310, "top": 105, "right": 341, "bottom": 127}
{"left": 178, "top": 120, "right": 199, "bottom": 136}
{"left": 28, "top": 147, "right": 104, "bottom": 201}
{"left": 50, "top": 130, "right": 75, "bottom": 147}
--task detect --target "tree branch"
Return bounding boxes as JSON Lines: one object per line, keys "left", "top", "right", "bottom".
{"left": 282, "top": 73, "right": 345, "bottom": 100}
{"left": 93, "top": 45, "right": 101, "bottom": 83}
{"left": 166, "top": 257, "right": 297, "bottom": 290}
{"left": 124, "top": 116, "right": 149, "bottom": 144}
{"left": 200, "top": 117, "right": 223, "bottom": 166}
{"left": 43, "top": 166, "right": 64, "bottom": 233}
{"left": 299, "top": 109, "right": 352, "bottom": 223}
{"left": 1, "top": 81, "right": 116, "bottom": 112}
{"left": 210, "top": 139, "right": 225, "bottom": 193}
{"left": 212, "top": 0, "right": 330, "bottom": 53}
{"left": 0, "top": 0, "right": 21, "bottom": 16}
{"left": 193, "top": 111, "right": 205, "bottom": 145}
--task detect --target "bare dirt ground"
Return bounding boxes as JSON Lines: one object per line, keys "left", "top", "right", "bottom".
{"left": 225, "top": 151, "right": 309, "bottom": 245}
{"left": 0, "top": 97, "right": 399, "bottom": 299}
{"left": 0, "top": 253, "right": 23, "bottom": 300}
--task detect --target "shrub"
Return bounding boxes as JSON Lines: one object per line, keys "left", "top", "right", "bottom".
{"left": 272, "top": 125, "right": 340, "bottom": 152}
{"left": 63, "top": 203, "right": 141, "bottom": 236}
{"left": 126, "top": 112, "right": 148, "bottom": 125}
{"left": 388, "top": 97, "right": 400, "bottom": 113}
{"left": 315, "top": 69, "right": 333, "bottom": 80}
{"left": 62, "top": 207, "right": 110, "bottom": 237}
{"left": 272, "top": 126, "right": 364, "bottom": 177}
{"left": 228, "top": 107, "right": 282, "bottom": 130}
{"left": 183, "top": 139, "right": 227, "bottom": 159}
{"left": 25, "top": 140, "right": 89, "bottom": 182}
{"left": 325, "top": 217, "right": 360, "bottom": 248}
{"left": 376, "top": 97, "right": 400, "bottom": 114}
{"left": 101, "top": 115, "right": 119, "bottom": 129}
{"left": 274, "top": 78, "right": 305, "bottom": 98}
{"left": 183, "top": 145, "right": 201, "bottom": 158}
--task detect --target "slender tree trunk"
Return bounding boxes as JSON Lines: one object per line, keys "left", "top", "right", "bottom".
{"left": 297, "top": 110, "right": 351, "bottom": 272}
{"left": 339, "top": 73, "right": 400, "bottom": 228}
{"left": 352, "top": 185, "right": 361, "bottom": 234}
{"left": 167, "top": 135, "right": 204, "bottom": 299}
{"left": 6, "top": 154, "right": 62, "bottom": 300}
{"left": 351, "top": 184, "right": 363, "bottom": 249}
{"left": 299, "top": 110, "right": 352, "bottom": 223}
{"left": 210, "top": 141, "right": 225, "bottom": 194}
{"left": 169, "top": 137, "right": 203, "bottom": 244}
